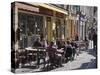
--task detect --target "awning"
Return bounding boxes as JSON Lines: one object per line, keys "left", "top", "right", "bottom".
{"left": 29, "top": 3, "right": 68, "bottom": 15}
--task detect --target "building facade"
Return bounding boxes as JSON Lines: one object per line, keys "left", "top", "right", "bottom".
{"left": 79, "top": 6, "right": 97, "bottom": 40}
{"left": 11, "top": 2, "right": 69, "bottom": 51}
{"left": 11, "top": 2, "right": 97, "bottom": 51}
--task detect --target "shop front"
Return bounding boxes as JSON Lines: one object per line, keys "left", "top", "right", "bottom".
{"left": 12, "top": 2, "right": 68, "bottom": 49}
{"left": 18, "top": 12, "right": 44, "bottom": 48}
{"left": 11, "top": 2, "right": 69, "bottom": 70}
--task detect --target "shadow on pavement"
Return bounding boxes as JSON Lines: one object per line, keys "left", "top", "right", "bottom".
{"left": 72, "top": 59, "right": 97, "bottom": 70}
{"left": 86, "top": 49, "right": 97, "bottom": 56}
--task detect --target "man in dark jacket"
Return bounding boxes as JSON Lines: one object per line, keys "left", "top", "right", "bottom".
{"left": 92, "top": 32, "right": 97, "bottom": 51}
{"left": 33, "top": 38, "right": 42, "bottom": 47}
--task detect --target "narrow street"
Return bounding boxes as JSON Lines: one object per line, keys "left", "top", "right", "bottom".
{"left": 11, "top": 2, "right": 97, "bottom": 73}
{"left": 15, "top": 49, "right": 97, "bottom": 73}
{"left": 52, "top": 50, "right": 96, "bottom": 71}
{"left": 51, "top": 49, "right": 97, "bottom": 71}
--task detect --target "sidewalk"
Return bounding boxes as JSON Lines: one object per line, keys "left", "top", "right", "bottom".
{"left": 51, "top": 50, "right": 97, "bottom": 71}
{"left": 15, "top": 49, "right": 97, "bottom": 73}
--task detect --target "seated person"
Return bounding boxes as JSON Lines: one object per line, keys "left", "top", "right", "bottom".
{"left": 33, "top": 38, "right": 42, "bottom": 47}
{"left": 55, "top": 48, "right": 64, "bottom": 67}
{"left": 46, "top": 42, "right": 57, "bottom": 67}
{"left": 47, "top": 42, "right": 63, "bottom": 68}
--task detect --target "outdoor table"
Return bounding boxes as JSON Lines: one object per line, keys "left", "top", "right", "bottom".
{"left": 25, "top": 47, "right": 37, "bottom": 51}
{"left": 56, "top": 48, "right": 66, "bottom": 63}
{"left": 25, "top": 47, "right": 46, "bottom": 68}
{"left": 25, "top": 47, "right": 37, "bottom": 66}
{"left": 56, "top": 48, "right": 64, "bottom": 56}
{"left": 36, "top": 47, "right": 46, "bottom": 68}
{"left": 57, "top": 48, "right": 64, "bottom": 53}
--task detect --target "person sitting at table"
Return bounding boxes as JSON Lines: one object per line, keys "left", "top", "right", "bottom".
{"left": 56, "top": 40, "right": 64, "bottom": 66}
{"left": 47, "top": 41, "right": 63, "bottom": 68}
{"left": 46, "top": 41, "right": 57, "bottom": 68}
{"left": 55, "top": 48, "right": 64, "bottom": 67}
{"left": 33, "top": 38, "right": 42, "bottom": 47}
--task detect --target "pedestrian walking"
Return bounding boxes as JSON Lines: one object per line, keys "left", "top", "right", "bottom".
{"left": 92, "top": 32, "right": 97, "bottom": 51}
{"left": 85, "top": 36, "right": 89, "bottom": 50}
{"left": 88, "top": 32, "right": 93, "bottom": 50}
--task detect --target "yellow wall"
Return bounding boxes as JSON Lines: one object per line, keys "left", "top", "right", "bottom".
{"left": 66, "top": 18, "right": 75, "bottom": 41}
{"left": 66, "top": 19, "right": 71, "bottom": 40}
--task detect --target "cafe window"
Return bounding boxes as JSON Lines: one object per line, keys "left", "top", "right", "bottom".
{"left": 56, "top": 18, "right": 65, "bottom": 40}
{"left": 56, "top": 19, "right": 61, "bottom": 39}
{"left": 18, "top": 12, "right": 43, "bottom": 48}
